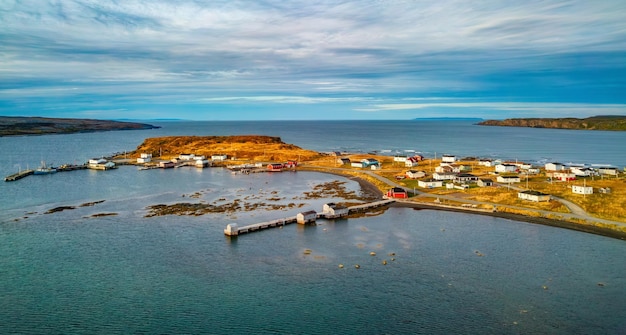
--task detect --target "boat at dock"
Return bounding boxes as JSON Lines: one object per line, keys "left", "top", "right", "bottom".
{"left": 33, "top": 161, "right": 57, "bottom": 175}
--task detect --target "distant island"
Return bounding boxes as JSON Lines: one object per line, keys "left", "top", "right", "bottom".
{"left": 0, "top": 116, "right": 160, "bottom": 136}
{"left": 477, "top": 115, "right": 626, "bottom": 131}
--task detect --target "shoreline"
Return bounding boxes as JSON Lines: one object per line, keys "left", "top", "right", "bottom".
{"left": 312, "top": 169, "right": 626, "bottom": 241}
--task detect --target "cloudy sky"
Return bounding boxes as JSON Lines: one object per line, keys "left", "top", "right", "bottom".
{"left": 1, "top": 0, "right": 625, "bottom": 120}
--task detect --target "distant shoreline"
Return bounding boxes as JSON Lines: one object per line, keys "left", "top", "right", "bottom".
{"left": 477, "top": 115, "right": 626, "bottom": 131}
{"left": 0, "top": 116, "right": 160, "bottom": 137}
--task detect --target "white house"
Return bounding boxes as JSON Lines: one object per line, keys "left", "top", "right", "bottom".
{"left": 518, "top": 190, "right": 550, "bottom": 202}
{"left": 441, "top": 154, "right": 457, "bottom": 163}
{"left": 137, "top": 153, "right": 152, "bottom": 164}
{"left": 526, "top": 168, "right": 541, "bottom": 175}
{"left": 514, "top": 162, "right": 533, "bottom": 170}
{"left": 551, "top": 172, "right": 576, "bottom": 181}
{"left": 179, "top": 153, "right": 195, "bottom": 160}
{"left": 211, "top": 154, "right": 228, "bottom": 161}
{"left": 323, "top": 203, "right": 349, "bottom": 218}
{"left": 545, "top": 162, "right": 565, "bottom": 171}
{"left": 393, "top": 156, "right": 407, "bottom": 162}
{"left": 497, "top": 175, "right": 521, "bottom": 183}
{"left": 433, "top": 172, "right": 457, "bottom": 181}
{"left": 405, "top": 170, "right": 426, "bottom": 179}
{"left": 495, "top": 164, "right": 517, "bottom": 173}
{"left": 418, "top": 179, "right": 443, "bottom": 188}
{"left": 455, "top": 173, "right": 479, "bottom": 183}
{"left": 571, "top": 166, "right": 595, "bottom": 176}
{"left": 572, "top": 185, "right": 593, "bottom": 195}
{"left": 351, "top": 161, "right": 364, "bottom": 168}
{"left": 478, "top": 160, "right": 493, "bottom": 167}
{"left": 405, "top": 156, "right": 420, "bottom": 167}
{"left": 435, "top": 164, "right": 461, "bottom": 173}
{"left": 598, "top": 167, "right": 619, "bottom": 176}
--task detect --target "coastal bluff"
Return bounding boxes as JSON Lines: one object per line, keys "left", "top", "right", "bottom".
{"left": 0, "top": 116, "right": 159, "bottom": 136}
{"left": 477, "top": 115, "right": 626, "bottom": 131}
{"left": 130, "top": 135, "right": 322, "bottom": 162}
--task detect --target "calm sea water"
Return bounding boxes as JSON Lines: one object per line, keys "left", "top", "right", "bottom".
{"left": 1, "top": 120, "right": 625, "bottom": 334}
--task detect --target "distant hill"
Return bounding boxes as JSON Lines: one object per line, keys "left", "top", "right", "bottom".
{"left": 0, "top": 116, "right": 160, "bottom": 136}
{"left": 476, "top": 115, "right": 626, "bottom": 131}
{"left": 128, "top": 135, "right": 322, "bottom": 162}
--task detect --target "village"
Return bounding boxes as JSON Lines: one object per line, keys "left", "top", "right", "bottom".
{"left": 124, "top": 148, "right": 626, "bottom": 228}
{"left": 5, "top": 137, "right": 626, "bottom": 233}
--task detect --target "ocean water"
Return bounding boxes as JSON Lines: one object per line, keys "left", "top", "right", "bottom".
{"left": 1, "top": 120, "right": 626, "bottom": 334}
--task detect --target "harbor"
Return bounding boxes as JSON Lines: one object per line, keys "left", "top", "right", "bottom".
{"left": 224, "top": 199, "right": 395, "bottom": 236}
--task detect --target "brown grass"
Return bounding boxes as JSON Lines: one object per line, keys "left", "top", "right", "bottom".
{"left": 128, "top": 135, "right": 323, "bottom": 162}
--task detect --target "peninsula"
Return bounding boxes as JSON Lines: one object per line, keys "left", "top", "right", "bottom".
{"left": 0, "top": 116, "right": 160, "bottom": 136}
{"left": 477, "top": 115, "right": 626, "bottom": 131}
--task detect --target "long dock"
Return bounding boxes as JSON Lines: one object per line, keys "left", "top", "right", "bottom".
{"left": 4, "top": 169, "right": 34, "bottom": 182}
{"left": 224, "top": 199, "right": 394, "bottom": 236}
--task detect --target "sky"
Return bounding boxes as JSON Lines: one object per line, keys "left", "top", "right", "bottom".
{"left": 1, "top": 0, "right": 626, "bottom": 121}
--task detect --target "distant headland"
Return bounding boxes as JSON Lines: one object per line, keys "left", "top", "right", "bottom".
{"left": 0, "top": 116, "right": 160, "bottom": 136}
{"left": 477, "top": 115, "right": 626, "bottom": 131}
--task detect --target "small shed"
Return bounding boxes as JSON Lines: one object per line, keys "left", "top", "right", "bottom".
{"left": 297, "top": 210, "right": 318, "bottom": 224}
{"left": 351, "top": 162, "right": 364, "bottom": 168}
{"left": 495, "top": 164, "right": 517, "bottom": 173}
{"left": 195, "top": 159, "right": 210, "bottom": 168}
{"left": 211, "top": 154, "right": 228, "bottom": 161}
{"left": 572, "top": 185, "right": 593, "bottom": 195}
{"left": 337, "top": 158, "right": 351, "bottom": 165}
{"left": 518, "top": 190, "right": 550, "bottom": 202}
{"left": 433, "top": 172, "right": 457, "bottom": 181}
{"left": 477, "top": 178, "right": 493, "bottom": 187}
{"left": 159, "top": 161, "right": 176, "bottom": 169}
{"left": 224, "top": 223, "right": 239, "bottom": 236}
{"left": 497, "top": 175, "right": 521, "bottom": 183}
{"left": 323, "top": 203, "right": 349, "bottom": 218}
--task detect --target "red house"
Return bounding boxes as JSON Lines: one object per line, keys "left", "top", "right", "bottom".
{"left": 267, "top": 163, "right": 284, "bottom": 172}
{"left": 387, "top": 187, "right": 408, "bottom": 199}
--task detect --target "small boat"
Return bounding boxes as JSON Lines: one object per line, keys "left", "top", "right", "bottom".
{"left": 33, "top": 161, "right": 57, "bottom": 175}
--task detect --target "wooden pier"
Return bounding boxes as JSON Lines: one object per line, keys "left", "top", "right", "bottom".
{"left": 4, "top": 169, "right": 34, "bottom": 182}
{"left": 224, "top": 199, "right": 395, "bottom": 236}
